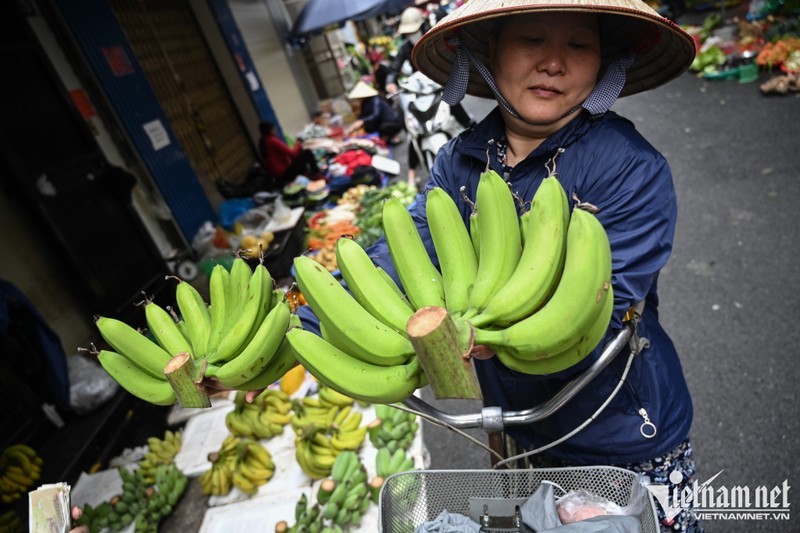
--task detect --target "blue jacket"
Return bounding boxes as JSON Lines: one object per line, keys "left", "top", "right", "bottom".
{"left": 363, "top": 107, "right": 693, "bottom": 465}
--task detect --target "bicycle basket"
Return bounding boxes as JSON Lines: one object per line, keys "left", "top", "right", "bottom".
{"left": 379, "top": 467, "right": 660, "bottom": 533}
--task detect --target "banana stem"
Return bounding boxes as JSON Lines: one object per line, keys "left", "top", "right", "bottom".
{"left": 406, "top": 306, "right": 483, "bottom": 400}
{"left": 164, "top": 352, "right": 212, "bottom": 408}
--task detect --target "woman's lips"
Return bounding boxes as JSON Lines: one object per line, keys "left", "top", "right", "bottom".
{"left": 528, "top": 85, "right": 562, "bottom": 97}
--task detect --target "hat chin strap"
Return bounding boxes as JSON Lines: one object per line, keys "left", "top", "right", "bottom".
{"left": 442, "top": 36, "right": 636, "bottom": 123}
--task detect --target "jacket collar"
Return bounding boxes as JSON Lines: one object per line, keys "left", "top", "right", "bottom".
{"left": 457, "top": 107, "right": 597, "bottom": 175}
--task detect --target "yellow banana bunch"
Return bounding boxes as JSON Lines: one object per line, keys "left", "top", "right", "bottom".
{"left": 198, "top": 435, "right": 241, "bottom": 496}
{"left": 94, "top": 257, "right": 294, "bottom": 408}
{"left": 138, "top": 430, "right": 182, "bottom": 483}
{"left": 232, "top": 438, "right": 275, "bottom": 494}
{"left": 0, "top": 444, "right": 42, "bottom": 504}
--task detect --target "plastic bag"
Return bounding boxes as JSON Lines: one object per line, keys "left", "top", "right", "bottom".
{"left": 556, "top": 480, "right": 648, "bottom": 524}
{"left": 68, "top": 353, "right": 119, "bottom": 415}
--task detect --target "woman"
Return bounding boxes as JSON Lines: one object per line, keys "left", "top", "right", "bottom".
{"left": 258, "top": 121, "right": 320, "bottom": 185}
{"left": 366, "top": 0, "right": 701, "bottom": 530}
{"left": 344, "top": 81, "right": 403, "bottom": 144}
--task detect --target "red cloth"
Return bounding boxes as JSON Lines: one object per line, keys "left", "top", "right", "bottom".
{"left": 332, "top": 150, "right": 373, "bottom": 176}
{"left": 260, "top": 134, "right": 303, "bottom": 179}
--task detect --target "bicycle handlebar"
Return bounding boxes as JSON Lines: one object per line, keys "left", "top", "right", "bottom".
{"left": 402, "top": 322, "right": 636, "bottom": 433}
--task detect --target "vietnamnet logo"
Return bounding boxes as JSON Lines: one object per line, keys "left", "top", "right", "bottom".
{"left": 643, "top": 470, "right": 791, "bottom": 521}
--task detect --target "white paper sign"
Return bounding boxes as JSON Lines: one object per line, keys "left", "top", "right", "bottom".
{"left": 143, "top": 119, "right": 170, "bottom": 151}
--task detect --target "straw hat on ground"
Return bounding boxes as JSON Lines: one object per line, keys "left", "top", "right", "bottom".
{"left": 347, "top": 80, "right": 379, "bottom": 99}
{"left": 412, "top": 0, "right": 696, "bottom": 101}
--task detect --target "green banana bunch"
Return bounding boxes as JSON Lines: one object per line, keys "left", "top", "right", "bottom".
{"left": 144, "top": 300, "right": 193, "bottom": 358}
{"left": 174, "top": 279, "right": 211, "bottom": 359}
{"left": 0, "top": 444, "right": 42, "bottom": 504}
{"left": 335, "top": 236, "right": 414, "bottom": 334}
{"left": 382, "top": 197, "right": 446, "bottom": 310}
{"left": 286, "top": 328, "right": 423, "bottom": 405}
{"left": 470, "top": 175, "right": 570, "bottom": 327}
{"left": 137, "top": 429, "right": 182, "bottom": 484}
{"left": 426, "top": 187, "right": 479, "bottom": 316}
{"left": 293, "top": 255, "right": 414, "bottom": 366}
{"left": 463, "top": 169, "right": 522, "bottom": 318}
{"left": 97, "top": 350, "right": 176, "bottom": 406}
{"left": 94, "top": 317, "right": 173, "bottom": 379}
{"left": 367, "top": 405, "right": 419, "bottom": 453}
{"left": 474, "top": 206, "right": 613, "bottom": 363}
{"left": 375, "top": 447, "right": 415, "bottom": 479}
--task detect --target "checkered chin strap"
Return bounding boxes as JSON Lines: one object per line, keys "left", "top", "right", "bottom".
{"left": 441, "top": 35, "right": 637, "bottom": 121}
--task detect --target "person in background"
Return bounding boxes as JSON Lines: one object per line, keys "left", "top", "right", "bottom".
{"left": 344, "top": 81, "right": 403, "bottom": 145}
{"left": 316, "top": 0, "right": 703, "bottom": 530}
{"left": 258, "top": 121, "right": 320, "bottom": 185}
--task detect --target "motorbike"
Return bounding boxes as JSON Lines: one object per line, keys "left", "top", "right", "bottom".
{"left": 391, "top": 71, "right": 463, "bottom": 178}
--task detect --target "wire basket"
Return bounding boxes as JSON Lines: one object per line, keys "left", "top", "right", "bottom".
{"left": 379, "top": 467, "right": 660, "bottom": 533}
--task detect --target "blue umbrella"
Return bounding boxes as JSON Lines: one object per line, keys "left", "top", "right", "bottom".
{"left": 291, "top": 0, "right": 413, "bottom": 36}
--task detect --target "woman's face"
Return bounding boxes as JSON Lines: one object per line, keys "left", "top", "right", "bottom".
{"left": 491, "top": 12, "right": 602, "bottom": 130}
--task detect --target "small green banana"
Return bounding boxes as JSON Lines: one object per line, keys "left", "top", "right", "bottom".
{"left": 495, "top": 285, "right": 614, "bottom": 375}
{"left": 293, "top": 255, "right": 414, "bottom": 366}
{"left": 426, "top": 187, "right": 478, "bottom": 315}
{"left": 97, "top": 350, "right": 176, "bottom": 406}
{"left": 174, "top": 280, "right": 211, "bottom": 359}
{"left": 95, "top": 316, "right": 172, "bottom": 378}
{"left": 144, "top": 301, "right": 193, "bottom": 358}
{"left": 470, "top": 175, "right": 570, "bottom": 327}
{"left": 464, "top": 169, "right": 522, "bottom": 317}
{"left": 335, "top": 237, "right": 414, "bottom": 334}
{"left": 286, "top": 328, "right": 422, "bottom": 404}
{"left": 382, "top": 197, "right": 446, "bottom": 310}
{"left": 205, "top": 264, "right": 231, "bottom": 357}
{"left": 475, "top": 207, "right": 612, "bottom": 359}
{"left": 214, "top": 300, "right": 291, "bottom": 387}
{"left": 225, "top": 257, "right": 253, "bottom": 330}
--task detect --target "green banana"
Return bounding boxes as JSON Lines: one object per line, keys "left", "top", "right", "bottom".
{"left": 205, "top": 264, "right": 231, "bottom": 357}
{"left": 95, "top": 316, "right": 172, "bottom": 378}
{"left": 286, "top": 328, "right": 422, "bottom": 404}
{"left": 464, "top": 169, "right": 522, "bottom": 317}
{"left": 460, "top": 185, "right": 480, "bottom": 257}
{"left": 225, "top": 257, "right": 253, "bottom": 329}
{"left": 214, "top": 300, "right": 291, "bottom": 387}
{"left": 293, "top": 255, "right": 414, "bottom": 366}
{"left": 495, "top": 285, "right": 614, "bottom": 375}
{"left": 174, "top": 280, "right": 211, "bottom": 359}
{"left": 97, "top": 350, "right": 176, "bottom": 406}
{"left": 474, "top": 207, "right": 612, "bottom": 359}
{"left": 235, "top": 336, "right": 298, "bottom": 391}
{"left": 335, "top": 237, "right": 414, "bottom": 334}
{"left": 208, "top": 263, "right": 269, "bottom": 363}
{"left": 239, "top": 264, "right": 276, "bottom": 349}
{"left": 382, "top": 197, "right": 446, "bottom": 310}
{"left": 426, "top": 187, "right": 478, "bottom": 315}
{"left": 470, "top": 176, "right": 570, "bottom": 327}
{"left": 376, "top": 266, "right": 411, "bottom": 306}
{"left": 144, "top": 301, "right": 193, "bottom": 358}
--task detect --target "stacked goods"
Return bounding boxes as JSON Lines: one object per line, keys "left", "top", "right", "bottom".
{"left": 197, "top": 435, "right": 275, "bottom": 496}
{"left": 289, "top": 167, "right": 613, "bottom": 402}
{"left": 0, "top": 444, "right": 42, "bottom": 504}
{"left": 277, "top": 451, "right": 371, "bottom": 532}
{"left": 225, "top": 389, "right": 293, "bottom": 439}
{"left": 137, "top": 430, "right": 182, "bottom": 484}
{"left": 93, "top": 256, "right": 295, "bottom": 407}
{"left": 292, "top": 392, "right": 367, "bottom": 480}
{"left": 73, "top": 464, "right": 187, "bottom": 533}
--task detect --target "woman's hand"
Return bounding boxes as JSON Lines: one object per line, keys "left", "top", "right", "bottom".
{"left": 70, "top": 506, "right": 89, "bottom": 533}
{"left": 470, "top": 345, "right": 495, "bottom": 360}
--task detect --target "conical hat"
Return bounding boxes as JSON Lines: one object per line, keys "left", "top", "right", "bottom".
{"left": 412, "top": 0, "right": 696, "bottom": 99}
{"left": 348, "top": 81, "right": 379, "bottom": 99}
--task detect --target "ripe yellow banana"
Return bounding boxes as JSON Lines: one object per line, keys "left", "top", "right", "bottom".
{"left": 293, "top": 255, "right": 414, "bottom": 366}
{"left": 144, "top": 301, "right": 193, "bottom": 359}
{"left": 335, "top": 237, "right": 414, "bottom": 334}
{"left": 495, "top": 285, "right": 614, "bottom": 375}
{"left": 286, "top": 328, "right": 422, "bottom": 405}
{"left": 474, "top": 207, "right": 612, "bottom": 359}
{"left": 208, "top": 263, "right": 270, "bottom": 363}
{"left": 213, "top": 300, "right": 291, "bottom": 387}
{"left": 426, "top": 187, "right": 479, "bottom": 316}
{"left": 320, "top": 387, "right": 354, "bottom": 409}
{"left": 97, "top": 350, "right": 176, "bottom": 406}
{"left": 471, "top": 176, "right": 570, "bottom": 328}
{"left": 175, "top": 280, "right": 211, "bottom": 359}
{"left": 95, "top": 317, "right": 172, "bottom": 378}
{"left": 464, "top": 169, "right": 522, "bottom": 317}
{"left": 381, "top": 197, "right": 446, "bottom": 310}
{"left": 330, "top": 427, "right": 367, "bottom": 451}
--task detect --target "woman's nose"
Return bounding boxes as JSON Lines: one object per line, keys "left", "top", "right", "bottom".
{"left": 535, "top": 47, "right": 567, "bottom": 76}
